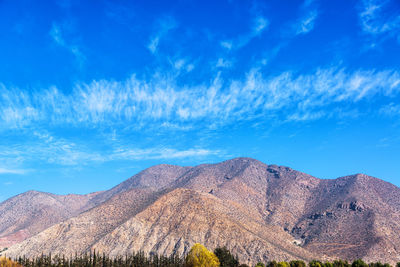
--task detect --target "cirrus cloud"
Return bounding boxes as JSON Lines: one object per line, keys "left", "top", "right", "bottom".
{"left": 1, "top": 68, "right": 400, "bottom": 130}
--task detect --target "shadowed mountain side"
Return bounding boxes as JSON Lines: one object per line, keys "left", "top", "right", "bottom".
{"left": 0, "top": 190, "right": 102, "bottom": 249}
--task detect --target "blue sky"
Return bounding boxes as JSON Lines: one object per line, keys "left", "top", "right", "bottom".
{"left": 1, "top": 0, "right": 400, "bottom": 201}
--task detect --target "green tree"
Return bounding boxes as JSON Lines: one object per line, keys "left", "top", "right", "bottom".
{"left": 255, "top": 262, "right": 265, "bottom": 267}
{"left": 352, "top": 259, "right": 368, "bottom": 267}
{"left": 267, "top": 261, "right": 278, "bottom": 267}
{"left": 290, "top": 260, "right": 306, "bottom": 267}
{"left": 369, "top": 262, "right": 384, "bottom": 267}
{"left": 186, "top": 243, "right": 220, "bottom": 267}
{"left": 214, "top": 247, "right": 239, "bottom": 267}
{"left": 396, "top": 263, "right": 400, "bottom": 267}
{"left": 309, "top": 260, "right": 323, "bottom": 267}
{"left": 278, "top": 262, "right": 290, "bottom": 267}
{"left": 333, "top": 260, "right": 350, "bottom": 267}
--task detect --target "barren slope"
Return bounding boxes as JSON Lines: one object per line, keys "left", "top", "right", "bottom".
{"left": 173, "top": 158, "right": 400, "bottom": 263}
{"left": 90, "top": 164, "right": 190, "bottom": 206}
{"left": 0, "top": 164, "right": 189, "bottom": 250}
{"left": 4, "top": 187, "right": 161, "bottom": 255}
{"left": 0, "top": 190, "right": 101, "bottom": 249}
{"left": 290, "top": 174, "right": 400, "bottom": 263}
{"left": 7, "top": 188, "right": 322, "bottom": 265}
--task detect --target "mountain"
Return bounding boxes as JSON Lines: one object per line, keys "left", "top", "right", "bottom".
{"left": 0, "top": 190, "right": 101, "bottom": 249}
{"left": 89, "top": 164, "right": 190, "bottom": 206}
{"left": 0, "top": 164, "right": 188, "bottom": 250}
{"left": 2, "top": 158, "right": 400, "bottom": 265}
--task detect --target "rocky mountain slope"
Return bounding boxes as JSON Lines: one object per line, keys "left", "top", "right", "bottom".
{"left": 0, "top": 190, "right": 102, "bottom": 248}
{"left": 0, "top": 164, "right": 188, "bottom": 250}
{"left": 2, "top": 158, "right": 400, "bottom": 265}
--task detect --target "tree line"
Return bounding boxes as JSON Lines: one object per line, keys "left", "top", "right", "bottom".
{"left": 2, "top": 244, "right": 400, "bottom": 267}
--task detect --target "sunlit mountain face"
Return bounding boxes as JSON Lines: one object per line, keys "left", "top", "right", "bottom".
{"left": 0, "top": 0, "right": 399, "bottom": 201}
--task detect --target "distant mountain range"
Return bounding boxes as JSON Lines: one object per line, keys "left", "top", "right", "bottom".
{"left": 1, "top": 158, "right": 400, "bottom": 265}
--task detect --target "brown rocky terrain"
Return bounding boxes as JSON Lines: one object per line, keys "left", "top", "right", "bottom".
{"left": 2, "top": 158, "right": 400, "bottom": 265}
{"left": 0, "top": 190, "right": 102, "bottom": 249}
{"left": 0, "top": 164, "right": 188, "bottom": 250}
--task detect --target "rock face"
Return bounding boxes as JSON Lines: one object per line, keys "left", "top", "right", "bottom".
{"left": 2, "top": 158, "right": 400, "bottom": 265}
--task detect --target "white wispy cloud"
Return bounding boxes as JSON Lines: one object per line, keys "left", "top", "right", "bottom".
{"left": 170, "top": 58, "right": 194, "bottom": 73}
{"left": 216, "top": 58, "right": 233, "bottom": 68}
{"left": 111, "top": 147, "right": 221, "bottom": 161}
{"left": 380, "top": 103, "right": 400, "bottom": 116}
{"left": 0, "top": 130, "right": 222, "bottom": 168}
{"left": 50, "top": 23, "right": 86, "bottom": 66}
{"left": 296, "top": 10, "right": 318, "bottom": 35}
{"left": 1, "top": 68, "right": 400, "bottom": 129}
{"left": 293, "top": 0, "right": 318, "bottom": 35}
{"left": 220, "top": 41, "right": 233, "bottom": 50}
{"left": 221, "top": 16, "right": 269, "bottom": 50}
{"left": 147, "top": 17, "right": 177, "bottom": 54}
{"left": 359, "top": 0, "right": 400, "bottom": 38}
{"left": 253, "top": 16, "right": 269, "bottom": 34}
{"left": 0, "top": 132, "right": 104, "bottom": 167}
{"left": 0, "top": 168, "right": 26, "bottom": 175}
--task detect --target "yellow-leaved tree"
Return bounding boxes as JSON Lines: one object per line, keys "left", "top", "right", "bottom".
{"left": 186, "top": 243, "right": 220, "bottom": 267}
{"left": 0, "top": 257, "right": 22, "bottom": 267}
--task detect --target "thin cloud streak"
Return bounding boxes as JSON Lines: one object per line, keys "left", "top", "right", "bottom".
{"left": 50, "top": 23, "right": 86, "bottom": 66}
{"left": 221, "top": 16, "right": 269, "bottom": 50}
{"left": 380, "top": 103, "right": 400, "bottom": 116}
{"left": 0, "top": 168, "right": 27, "bottom": 175}
{"left": 147, "top": 17, "right": 177, "bottom": 54}
{"left": 293, "top": 0, "right": 319, "bottom": 35}
{"left": 0, "top": 142, "right": 221, "bottom": 168}
{"left": 0, "top": 131, "right": 223, "bottom": 167}
{"left": 111, "top": 147, "right": 222, "bottom": 161}
{"left": 296, "top": 10, "right": 318, "bottom": 35}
